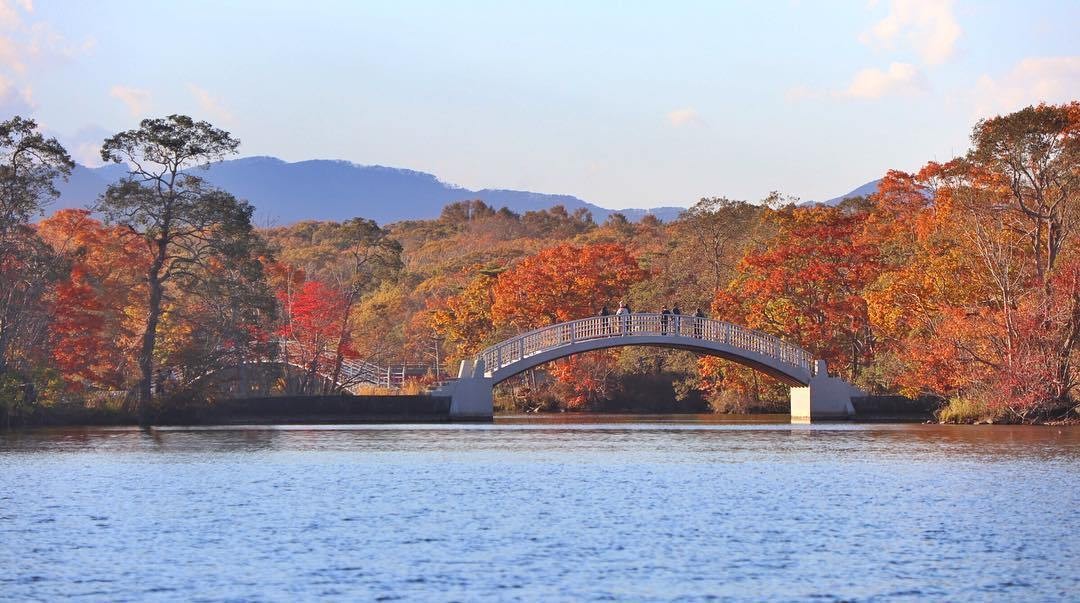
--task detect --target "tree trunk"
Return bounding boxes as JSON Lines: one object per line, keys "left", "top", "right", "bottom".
{"left": 329, "top": 294, "right": 357, "bottom": 393}
{"left": 136, "top": 244, "right": 166, "bottom": 422}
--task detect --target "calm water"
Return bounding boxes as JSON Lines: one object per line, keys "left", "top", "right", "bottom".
{"left": 1, "top": 416, "right": 1078, "bottom": 602}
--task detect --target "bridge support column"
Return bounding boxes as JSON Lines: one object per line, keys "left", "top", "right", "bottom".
{"left": 434, "top": 359, "right": 494, "bottom": 420}
{"left": 790, "top": 361, "right": 860, "bottom": 423}
{"left": 444, "top": 377, "right": 494, "bottom": 420}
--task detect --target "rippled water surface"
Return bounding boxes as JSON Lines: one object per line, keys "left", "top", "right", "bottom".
{"left": 2, "top": 417, "right": 1078, "bottom": 601}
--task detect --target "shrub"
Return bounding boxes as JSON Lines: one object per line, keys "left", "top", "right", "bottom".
{"left": 936, "top": 394, "right": 1003, "bottom": 424}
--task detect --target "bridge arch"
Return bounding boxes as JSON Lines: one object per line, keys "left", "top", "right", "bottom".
{"left": 471, "top": 314, "right": 815, "bottom": 386}
{"left": 439, "top": 314, "right": 861, "bottom": 423}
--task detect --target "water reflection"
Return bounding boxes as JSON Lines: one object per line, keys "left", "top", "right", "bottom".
{"left": 4, "top": 416, "right": 1077, "bottom": 460}
{"left": 1, "top": 418, "right": 1077, "bottom": 601}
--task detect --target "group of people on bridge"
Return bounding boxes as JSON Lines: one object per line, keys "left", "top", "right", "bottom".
{"left": 597, "top": 302, "right": 707, "bottom": 337}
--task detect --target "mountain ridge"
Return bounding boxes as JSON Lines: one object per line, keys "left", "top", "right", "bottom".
{"left": 53, "top": 155, "right": 880, "bottom": 224}
{"left": 53, "top": 156, "right": 686, "bottom": 225}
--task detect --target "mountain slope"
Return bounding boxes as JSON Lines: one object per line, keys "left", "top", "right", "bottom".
{"left": 822, "top": 179, "right": 880, "bottom": 205}
{"left": 52, "top": 156, "right": 686, "bottom": 224}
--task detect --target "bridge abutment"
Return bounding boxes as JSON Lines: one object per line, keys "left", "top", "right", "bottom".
{"left": 438, "top": 358, "right": 494, "bottom": 420}
{"left": 443, "top": 378, "right": 494, "bottom": 420}
{"left": 790, "top": 361, "right": 859, "bottom": 423}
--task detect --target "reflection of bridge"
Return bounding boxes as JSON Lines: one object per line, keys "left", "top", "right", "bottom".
{"left": 436, "top": 314, "right": 861, "bottom": 422}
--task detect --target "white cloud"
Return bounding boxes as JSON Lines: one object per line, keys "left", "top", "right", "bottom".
{"left": 0, "top": 0, "right": 92, "bottom": 114}
{"left": 0, "top": 70, "right": 31, "bottom": 111}
{"left": 109, "top": 85, "right": 151, "bottom": 117}
{"left": 840, "top": 62, "right": 925, "bottom": 99}
{"left": 860, "top": 0, "right": 960, "bottom": 65}
{"left": 26, "top": 21, "right": 95, "bottom": 63}
{"left": 188, "top": 83, "right": 234, "bottom": 124}
{"left": 972, "top": 56, "right": 1080, "bottom": 118}
{"left": 0, "top": 0, "right": 26, "bottom": 30}
{"left": 55, "top": 124, "right": 111, "bottom": 167}
{"left": 667, "top": 107, "right": 702, "bottom": 128}
{"left": 0, "top": 35, "right": 22, "bottom": 72}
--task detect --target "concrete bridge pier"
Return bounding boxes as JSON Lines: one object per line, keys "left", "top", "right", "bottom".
{"left": 439, "top": 358, "right": 494, "bottom": 421}
{"left": 789, "top": 360, "right": 859, "bottom": 423}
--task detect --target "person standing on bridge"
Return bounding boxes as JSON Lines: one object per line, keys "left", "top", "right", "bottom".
{"left": 660, "top": 305, "right": 671, "bottom": 335}
{"left": 598, "top": 305, "right": 613, "bottom": 335}
{"left": 616, "top": 301, "right": 631, "bottom": 335}
{"left": 672, "top": 303, "right": 682, "bottom": 335}
{"left": 693, "top": 307, "right": 705, "bottom": 338}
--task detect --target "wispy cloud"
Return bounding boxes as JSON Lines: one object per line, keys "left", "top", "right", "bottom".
{"left": 971, "top": 56, "right": 1080, "bottom": 118}
{"left": 109, "top": 85, "right": 151, "bottom": 116}
{"left": 840, "top": 62, "right": 925, "bottom": 99}
{"left": 786, "top": 62, "right": 925, "bottom": 102}
{"left": 0, "top": 71, "right": 31, "bottom": 111}
{"left": 188, "top": 83, "right": 234, "bottom": 124}
{"left": 0, "top": 0, "right": 26, "bottom": 30}
{"left": 788, "top": 1, "right": 948, "bottom": 104}
{"left": 860, "top": 0, "right": 961, "bottom": 65}
{"left": 667, "top": 107, "right": 702, "bottom": 128}
{"left": 45, "top": 124, "right": 110, "bottom": 167}
{"left": 0, "top": 0, "right": 93, "bottom": 112}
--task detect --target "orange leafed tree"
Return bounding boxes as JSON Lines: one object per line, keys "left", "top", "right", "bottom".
{"left": 38, "top": 209, "right": 145, "bottom": 389}
{"left": 429, "top": 268, "right": 499, "bottom": 364}
{"left": 489, "top": 242, "right": 646, "bottom": 408}
{"left": 491, "top": 242, "right": 647, "bottom": 329}
{"left": 716, "top": 205, "right": 880, "bottom": 378}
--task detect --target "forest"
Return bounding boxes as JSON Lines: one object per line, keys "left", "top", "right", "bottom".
{"left": 0, "top": 103, "right": 1077, "bottom": 425}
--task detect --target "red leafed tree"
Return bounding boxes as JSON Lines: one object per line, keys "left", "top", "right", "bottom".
{"left": 39, "top": 209, "right": 145, "bottom": 390}
{"left": 547, "top": 352, "right": 619, "bottom": 410}
{"left": 50, "top": 265, "right": 106, "bottom": 386}
{"left": 277, "top": 279, "right": 353, "bottom": 392}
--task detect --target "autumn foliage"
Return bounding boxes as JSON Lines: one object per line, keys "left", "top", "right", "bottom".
{"left": 1, "top": 104, "right": 1077, "bottom": 425}
{"left": 38, "top": 210, "right": 144, "bottom": 389}
{"left": 491, "top": 243, "right": 646, "bottom": 329}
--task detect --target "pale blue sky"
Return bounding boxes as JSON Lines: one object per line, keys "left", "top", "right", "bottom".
{"left": 4, "top": 0, "right": 1078, "bottom": 207}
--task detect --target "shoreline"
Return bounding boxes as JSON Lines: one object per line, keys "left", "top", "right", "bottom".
{"left": 9, "top": 410, "right": 1078, "bottom": 431}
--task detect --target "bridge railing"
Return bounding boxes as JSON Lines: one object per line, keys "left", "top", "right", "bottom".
{"left": 281, "top": 341, "right": 439, "bottom": 390}
{"left": 476, "top": 314, "right": 815, "bottom": 378}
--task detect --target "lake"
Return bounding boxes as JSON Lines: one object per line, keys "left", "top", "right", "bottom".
{"left": 1, "top": 416, "right": 1077, "bottom": 601}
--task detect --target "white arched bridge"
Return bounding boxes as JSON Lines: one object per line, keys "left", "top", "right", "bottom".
{"left": 436, "top": 313, "right": 862, "bottom": 422}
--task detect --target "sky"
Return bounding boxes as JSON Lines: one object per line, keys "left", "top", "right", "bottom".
{"left": 3, "top": 0, "right": 1078, "bottom": 208}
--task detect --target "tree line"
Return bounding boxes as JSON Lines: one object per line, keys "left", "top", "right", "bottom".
{"left": 0, "top": 103, "right": 1076, "bottom": 425}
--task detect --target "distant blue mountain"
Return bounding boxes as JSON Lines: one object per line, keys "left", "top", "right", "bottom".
{"left": 51, "top": 156, "right": 685, "bottom": 225}
{"left": 822, "top": 179, "right": 881, "bottom": 206}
